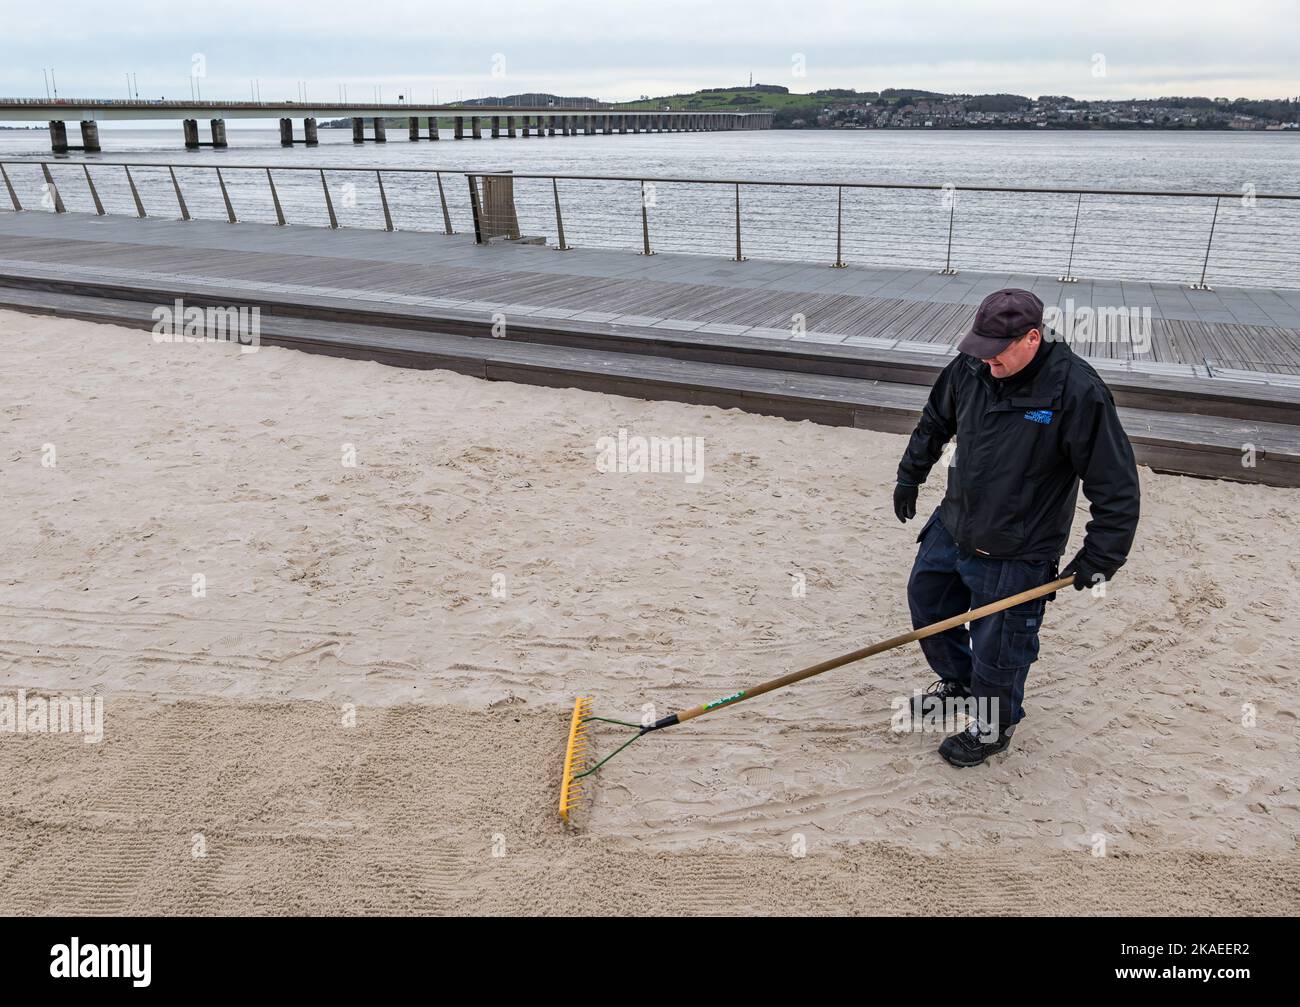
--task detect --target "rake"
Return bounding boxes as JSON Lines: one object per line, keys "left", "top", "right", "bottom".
{"left": 559, "top": 573, "right": 1074, "bottom": 821}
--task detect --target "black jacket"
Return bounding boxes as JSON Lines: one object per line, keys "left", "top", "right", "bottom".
{"left": 897, "top": 338, "right": 1140, "bottom": 569}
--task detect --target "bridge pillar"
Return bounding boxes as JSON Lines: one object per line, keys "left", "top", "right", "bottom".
{"left": 618, "top": 116, "right": 626, "bottom": 134}
{"left": 471, "top": 116, "right": 482, "bottom": 139}
{"left": 304, "top": 117, "right": 318, "bottom": 145}
{"left": 409, "top": 116, "right": 420, "bottom": 141}
{"left": 491, "top": 115, "right": 500, "bottom": 138}
{"left": 183, "top": 119, "right": 200, "bottom": 149}
{"left": 454, "top": 116, "right": 464, "bottom": 139}
{"left": 545, "top": 115, "right": 555, "bottom": 136}
{"left": 279, "top": 118, "right": 294, "bottom": 146}
{"left": 372, "top": 117, "right": 386, "bottom": 141}
{"left": 519, "top": 115, "right": 530, "bottom": 137}
{"left": 507, "top": 115, "right": 516, "bottom": 137}
{"left": 429, "top": 117, "right": 440, "bottom": 140}
{"left": 352, "top": 117, "right": 365, "bottom": 143}
{"left": 210, "top": 119, "right": 228, "bottom": 148}
{"left": 79, "top": 121, "right": 101, "bottom": 152}
{"left": 48, "top": 120, "right": 68, "bottom": 154}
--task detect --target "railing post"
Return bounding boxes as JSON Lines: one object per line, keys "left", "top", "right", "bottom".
{"left": 320, "top": 169, "right": 339, "bottom": 229}
{"left": 40, "top": 163, "right": 66, "bottom": 213}
{"left": 435, "top": 170, "right": 455, "bottom": 234}
{"left": 1191, "top": 197, "right": 1220, "bottom": 291}
{"left": 267, "top": 168, "right": 286, "bottom": 226}
{"left": 123, "top": 166, "right": 147, "bottom": 217}
{"left": 0, "top": 164, "right": 22, "bottom": 211}
{"left": 939, "top": 192, "right": 957, "bottom": 275}
{"left": 216, "top": 167, "right": 237, "bottom": 223}
{"left": 376, "top": 170, "right": 393, "bottom": 231}
{"left": 552, "top": 177, "right": 571, "bottom": 250}
{"left": 1059, "top": 191, "right": 1081, "bottom": 282}
{"left": 832, "top": 185, "right": 846, "bottom": 268}
{"left": 168, "top": 166, "right": 190, "bottom": 220}
{"left": 83, "top": 165, "right": 105, "bottom": 216}
{"left": 467, "top": 173, "right": 486, "bottom": 244}
{"left": 638, "top": 180, "right": 653, "bottom": 256}
{"left": 733, "top": 182, "right": 746, "bottom": 262}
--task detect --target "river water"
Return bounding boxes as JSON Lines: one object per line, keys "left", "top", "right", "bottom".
{"left": 2, "top": 127, "right": 1297, "bottom": 286}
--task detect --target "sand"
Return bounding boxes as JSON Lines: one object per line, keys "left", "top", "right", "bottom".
{"left": 0, "top": 307, "right": 1296, "bottom": 916}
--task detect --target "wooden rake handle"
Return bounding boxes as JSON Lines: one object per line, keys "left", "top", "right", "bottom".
{"left": 650, "top": 575, "right": 1075, "bottom": 732}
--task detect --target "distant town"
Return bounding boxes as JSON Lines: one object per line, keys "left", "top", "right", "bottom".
{"left": 620, "top": 86, "right": 1300, "bottom": 130}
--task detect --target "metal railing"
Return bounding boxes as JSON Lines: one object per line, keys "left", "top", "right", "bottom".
{"left": 1, "top": 158, "right": 1297, "bottom": 289}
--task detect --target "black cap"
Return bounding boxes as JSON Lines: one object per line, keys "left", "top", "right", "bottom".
{"left": 957, "top": 288, "right": 1044, "bottom": 359}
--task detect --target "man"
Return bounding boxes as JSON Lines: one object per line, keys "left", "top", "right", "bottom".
{"left": 894, "top": 288, "right": 1140, "bottom": 767}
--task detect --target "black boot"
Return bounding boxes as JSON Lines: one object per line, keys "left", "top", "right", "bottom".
{"left": 910, "top": 678, "right": 971, "bottom": 723}
{"left": 938, "top": 720, "right": 1014, "bottom": 767}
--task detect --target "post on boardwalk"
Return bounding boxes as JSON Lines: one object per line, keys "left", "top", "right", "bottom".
{"left": 435, "top": 171, "right": 454, "bottom": 235}
{"left": 40, "top": 163, "right": 66, "bottom": 212}
{"left": 210, "top": 119, "right": 228, "bottom": 149}
{"left": 216, "top": 166, "right": 237, "bottom": 223}
{"left": 832, "top": 186, "right": 846, "bottom": 268}
{"left": 319, "top": 169, "right": 339, "bottom": 229}
{"left": 552, "top": 177, "right": 571, "bottom": 251}
{"left": 267, "top": 168, "right": 286, "bottom": 225}
{"left": 304, "top": 117, "right": 318, "bottom": 146}
{"left": 1191, "top": 197, "right": 1221, "bottom": 291}
{"left": 168, "top": 166, "right": 191, "bottom": 221}
{"left": 376, "top": 170, "right": 393, "bottom": 232}
{"left": 352, "top": 117, "right": 365, "bottom": 143}
{"left": 0, "top": 164, "right": 22, "bottom": 211}
{"left": 48, "top": 120, "right": 68, "bottom": 155}
{"left": 184, "top": 119, "right": 200, "bottom": 150}
{"left": 733, "top": 183, "right": 746, "bottom": 262}
{"left": 123, "top": 165, "right": 146, "bottom": 217}
{"left": 79, "top": 121, "right": 101, "bottom": 153}
{"left": 639, "top": 179, "right": 653, "bottom": 256}
{"left": 1059, "top": 192, "right": 1082, "bottom": 283}
{"left": 82, "top": 165, "right": 105, "bottom": 215}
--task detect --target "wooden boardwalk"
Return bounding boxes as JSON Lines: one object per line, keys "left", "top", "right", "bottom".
{"left": 3, "top": 210, "right": 1300, "bottom": 374}
{"left": 2, "top": 210, "right": 1299, "bottom": 485}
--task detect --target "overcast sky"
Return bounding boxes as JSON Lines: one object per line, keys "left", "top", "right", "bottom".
{"left": 3, "top": 0, "right": 1298, "bottom": 105}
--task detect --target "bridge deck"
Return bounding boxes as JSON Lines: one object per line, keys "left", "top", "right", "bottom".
{"left": 2, "top": 209, "right": 1298, "bottom": 380}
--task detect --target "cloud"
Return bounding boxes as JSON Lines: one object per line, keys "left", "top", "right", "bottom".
{"left": 2, "top": 0, "right": 1297, "bottom": 102}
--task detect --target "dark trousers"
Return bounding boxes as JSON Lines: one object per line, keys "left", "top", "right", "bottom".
{"left": 906, "top": 511, "right": 1053, "bottom": 731}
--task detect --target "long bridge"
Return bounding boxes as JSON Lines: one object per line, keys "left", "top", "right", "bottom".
{"left": 0, "top": 99, "right": 774, "bottom": 153}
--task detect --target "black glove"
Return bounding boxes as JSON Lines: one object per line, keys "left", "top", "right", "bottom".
{"left": 893, "top": 482, "right": 918, "bottom": 523}
{"left": 1063, "top": 548, "right": 1118, "bottom": 591}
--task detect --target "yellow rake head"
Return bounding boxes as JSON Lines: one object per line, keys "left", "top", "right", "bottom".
{"left": 559, "top": 696, "right": 594, "bottom": 823}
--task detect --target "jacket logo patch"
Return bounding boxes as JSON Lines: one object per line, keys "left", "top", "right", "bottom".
{"left": 1023, "top": 409, "right": 1054, "bottom": 425}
